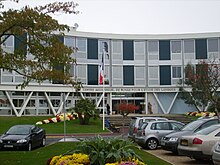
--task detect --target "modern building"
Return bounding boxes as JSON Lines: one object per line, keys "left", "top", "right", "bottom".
{"left": 0, "top": 29, "right": 219, "bottom": 116}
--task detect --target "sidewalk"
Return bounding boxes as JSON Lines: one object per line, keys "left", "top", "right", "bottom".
{"left": 46, "top": 126, "right": 129, "bottom": 139}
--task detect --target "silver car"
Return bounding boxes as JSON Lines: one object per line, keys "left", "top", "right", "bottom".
{"left": 135, "top": 120, "right": 185, "bottom": 150}
{"left": 128, "top": 116, "right": 168, "bottom": 140}
{"left": 212, "top": 141, "right": 220, "bottom": 165}
{"left": 178, "top": 124, "right": 220, "bottom": 160}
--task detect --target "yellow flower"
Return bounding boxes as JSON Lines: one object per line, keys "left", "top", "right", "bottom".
{"left": 49, "top": 153, "right": 90, "bottom": 165}
{"left": 49, "top": 155, "right": 62, "bottom": 165}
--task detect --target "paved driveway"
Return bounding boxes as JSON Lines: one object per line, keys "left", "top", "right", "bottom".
{"left": 146, "top": 148, "right": 213, "bottom": 165}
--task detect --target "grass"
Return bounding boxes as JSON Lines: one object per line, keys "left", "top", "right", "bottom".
{"left": 0, "top": 116, "right": 171, "bottom": 165}
{"left": 0, "top": 142, "right": 171, "bottom": 165}
{"left": 0, "top": 116, "right": 108, "bottom": 134}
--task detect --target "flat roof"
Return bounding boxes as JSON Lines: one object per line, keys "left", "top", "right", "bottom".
{"left": 65, "top": 29, "right": 220, "bottom": 40}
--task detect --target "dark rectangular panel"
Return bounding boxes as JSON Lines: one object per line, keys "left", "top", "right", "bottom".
{"left": 88, "top": 65, "right": 98, "bottom": 85}
{"left": 52, "top": 35, "right": 65, "bottom": 84}
{"left": 88, "top": 38, "right": 98, "bottom": 59}
{"left": 159, "top": 40, "right": 170, "bottom": 60}
{"left": 160, "top": 65, "right": 171, "bottom": 85}
{"left": 123, "top": 66, "right": 134, "bottom": 85}
{"left": 58, "top": 35, "right": 64, "bottom": 43}
{"left": 123, "top": 40, "right": 134, "bottom": 60}
{"left": 195, "top": 39, "right": 207, "bottom": 59}
{"left": 14, "top": 33, "right": 27, "bottom": 55}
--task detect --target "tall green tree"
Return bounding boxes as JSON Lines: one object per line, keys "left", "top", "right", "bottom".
{"left": 180, "top": 60, "right": 220, "bottom": 116}
{"left": 0, "top": 1, "right": 79, "bottom": 88}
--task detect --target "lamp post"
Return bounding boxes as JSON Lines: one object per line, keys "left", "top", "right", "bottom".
{"left": 63, "top": 92, "right": 66, "bottom": 141}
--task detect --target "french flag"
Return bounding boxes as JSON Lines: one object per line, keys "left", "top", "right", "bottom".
{"left": 99, "top": 54, "right": 104, "bottom": 85}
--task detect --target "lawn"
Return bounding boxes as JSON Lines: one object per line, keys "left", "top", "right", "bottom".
{"left": 0, "top": 116, "right": 109, "bottom": 134}
{"left": 0, "top": 116, "right": 171, "bottom": 165}
{"left": 0, "top": 142, "right": 171, "bottom": 165}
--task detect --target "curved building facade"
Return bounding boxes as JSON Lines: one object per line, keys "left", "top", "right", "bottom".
{"left": 0, "top": 30, "right": 220, "bottom": 116}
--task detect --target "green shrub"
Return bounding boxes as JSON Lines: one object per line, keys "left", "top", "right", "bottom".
{"left": 68, "top": 98, "right": 100, "bottom": 125}
{"left": 71, "top": 136, "right": 144, "bottom": 165}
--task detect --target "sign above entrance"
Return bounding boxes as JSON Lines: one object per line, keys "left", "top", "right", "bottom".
{"left": 81, "top": 87, "right": 179, "bottom": 93}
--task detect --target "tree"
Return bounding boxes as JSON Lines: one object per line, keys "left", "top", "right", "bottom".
{"left": 180, "top": 60, "right": 220, "bottom": 117}
{"left": 70, "top": 98, "right": 100, "bottom": 125}
{"left": 116, "top": 102, "right": 139, "bottom": 134}
{"left": 116, "top": 102, "right": 139, "bottom": 118}
{"left": 0, "top": 1, "right": 80, "bottom": 88}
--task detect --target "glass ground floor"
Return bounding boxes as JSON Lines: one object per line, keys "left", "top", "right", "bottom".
{"left": 0, "top": 85, "right": 196, "bottom": 116}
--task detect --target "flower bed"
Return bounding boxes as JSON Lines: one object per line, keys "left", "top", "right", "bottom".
{"left": 48, "top": 153, "right": 146, "bottom": 165}
{"left": 186, "top": 111, "right": 216, "bottom": 117}
{"left": 48, "top": 153, "right": 90, "bottom": 165}
{"left": 36, "top": 113, "right": 78, "bottom": 125}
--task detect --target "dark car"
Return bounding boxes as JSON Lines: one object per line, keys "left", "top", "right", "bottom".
{"left": 161, "top": 117, "right": 219, "bottom": 154}
{"left": 0, "top": 124, "right": 46, "bottom": 151}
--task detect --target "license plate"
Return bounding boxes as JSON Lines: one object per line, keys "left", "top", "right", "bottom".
{"left": 161, "top": 141, "right": 165, "bottom": 146}
{"left": 4, "top": 144, "right": 13, "bottom": 148}
{"left": 180, "top": 140, "right": 188, "bottom": 146}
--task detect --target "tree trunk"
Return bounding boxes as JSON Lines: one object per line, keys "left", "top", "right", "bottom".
{"left": 79, "top": 116, "right": 90, "bottom": 125}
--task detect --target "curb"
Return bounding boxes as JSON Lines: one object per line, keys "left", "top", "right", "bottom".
{"left": 46, "top": 132, "right": 125, "bottom": 138}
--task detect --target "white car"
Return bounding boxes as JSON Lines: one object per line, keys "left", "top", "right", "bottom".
{"left": 178, "top": 124, "right": 220, "bottom": 160}
{"left": 212, "top": 141, "right": 220, "bottom": 165}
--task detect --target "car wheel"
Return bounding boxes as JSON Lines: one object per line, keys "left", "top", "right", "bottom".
{"left": 27, "top": 142, "right": 32, "bottom": 151}
{"left": 146, "top": 138, "right": 158, "bottom": 150}
{"left": 172, "top": 149, "right": 179, "bottom": 155}
{"left": 41, "top": 137, "right": 46, "bottom": 147}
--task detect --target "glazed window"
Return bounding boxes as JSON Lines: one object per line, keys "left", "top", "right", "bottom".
{"left": 171, "top": 40, "right": 181, "bottom": 53}
{"left": 184, "top": 40, "right": 194, "bottom": 53}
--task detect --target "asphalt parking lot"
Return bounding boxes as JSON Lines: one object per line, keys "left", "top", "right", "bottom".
{"left": 146, "top": 148, "right": 213, "bottom": 165}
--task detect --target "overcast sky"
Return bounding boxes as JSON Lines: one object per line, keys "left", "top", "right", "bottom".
{"left": 3, "top": 0, "right": 220, "bottom": 34}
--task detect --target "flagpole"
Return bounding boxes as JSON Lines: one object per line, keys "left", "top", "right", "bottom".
{"left": 102, "top": 42, "right": 105, "bottom": 130}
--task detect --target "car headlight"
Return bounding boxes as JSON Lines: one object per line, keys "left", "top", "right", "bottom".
{"left": 0, "top": 139, "right": 3, "bottom": 143}
{"left": 17, "top": 139, "right": 28, "bottom": 143}
{"left": 215, "top": 143, "right": 220, "bottom": 152}
{"left": 169, "top": 137, "right": 178, "bottom": 142}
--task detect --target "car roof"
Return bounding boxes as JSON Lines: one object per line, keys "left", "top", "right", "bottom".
{"left": 197, "top": 116, "right": 218, "bottom": 120}
{"left": 11, "top": 124, "right": 35, "bottom": 128}
{"left": 131, "top": 116, "right": 167, "bottom": 120}
{"left": 165, "top": 118, "right": 219, "bottom": 137}
{"left": 144, "top": 120, "right": 183, "bottom": 124}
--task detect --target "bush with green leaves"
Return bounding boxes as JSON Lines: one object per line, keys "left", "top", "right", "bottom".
{"left": 69, "top": 98, "right": 100, "bottom": 125}
{"left": 71, "top": 136, "right": 144, "bottom": 165}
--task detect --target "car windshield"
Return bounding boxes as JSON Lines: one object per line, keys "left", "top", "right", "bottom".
{"left": 6, "top": 126, "right": 30, "bottom": 135}
{"left": 195, "top": 125, "right": 220, "bottom": 135}
{"left": 181, "top": 120, "right": 204, "bottom": 131}
{"left": 141, "top": 123, "right": 148, "bottom": 129}
{"left": 129, "top": 118, "right": 136, "bottom": 127}
{"left": 139, "top": 119, "right": 144, "bottom": 127}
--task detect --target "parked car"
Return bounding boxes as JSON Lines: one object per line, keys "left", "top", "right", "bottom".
{"left": 135, "top": 120, "right": 185, "bottom": 150}
{"left": 0, "top": 124, "right": 46, "bottom": 151}
{"left": 178, "top": 124, "right": 220, "bottom": 160}
{"left": 128, "top": 116, "right": 168, "bottom": 140}
{"left": 212, "top": 141, "right": 220, "bottom": 165}
{"left": 161, "top": 117, "right": 219, "bottom": 154}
